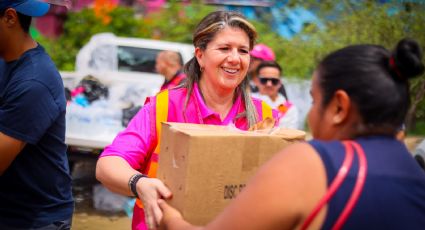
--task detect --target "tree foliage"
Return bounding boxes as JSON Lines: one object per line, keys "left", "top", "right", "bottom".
{"left": 267, "top": 1, "right": 425, "bottom": 133}
{"left": 137, "top": 3, "right": 216, "bottom": 43}
{"left": 38, "top": 7, "right": 144, "bottom": 71}
{"left": 37, "top": 3, "right": 215, "bottom": 71}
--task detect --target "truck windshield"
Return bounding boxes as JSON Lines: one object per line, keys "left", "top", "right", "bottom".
{"left": 117, "top": 46, "right": 162, "bottom": 73}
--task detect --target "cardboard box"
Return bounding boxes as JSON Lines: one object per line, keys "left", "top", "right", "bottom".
{"left": 157, "top": 122, "right": 306, "bottom": 225}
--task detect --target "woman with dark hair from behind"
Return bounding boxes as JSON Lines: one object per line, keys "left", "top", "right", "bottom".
{"left": 159, "top": 38, "right": 425, "bottom": 230}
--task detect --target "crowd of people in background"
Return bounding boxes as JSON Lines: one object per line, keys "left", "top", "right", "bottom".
{"left": 1, "top": 1, "right": 425, "bottom": 230}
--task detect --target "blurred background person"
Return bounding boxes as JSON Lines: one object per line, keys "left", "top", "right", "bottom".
{"left": 248, "top": 43, "right": 275, "bottom": 93}
{"left": 159, "top": 38, "right": 425, "bottom": 230}
{"left": 96, "top": 10, "right": 277, "bottom": 230}
{"left": 248, "top": 44, "right": 289, "bottom": 102}
{"left": 156, "top": 50, "right": 186, "bottom": 91}
{"left": 252, "top": 61, "right": 299, "bottom": 129}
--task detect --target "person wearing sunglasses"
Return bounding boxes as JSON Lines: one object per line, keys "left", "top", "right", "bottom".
{"left": 248, "top": 45, "right": 290, "bottom": 99}
{"left": 252, "top": 61, "right": 299, "bottom": 129}
{"left": 248, "top": 44, "right": 275, "bottom": 93}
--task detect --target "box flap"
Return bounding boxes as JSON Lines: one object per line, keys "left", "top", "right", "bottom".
{"left": 162, "top": 122, "right": 305, "bottom": 140}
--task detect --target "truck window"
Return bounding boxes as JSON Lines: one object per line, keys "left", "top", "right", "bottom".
{"left": 117, "top": 46, "right": 162, "bottom": 73}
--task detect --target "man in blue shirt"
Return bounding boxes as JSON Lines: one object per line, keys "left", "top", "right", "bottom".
{"left": 0, "top": 1, "right": 74, "bottom": 229}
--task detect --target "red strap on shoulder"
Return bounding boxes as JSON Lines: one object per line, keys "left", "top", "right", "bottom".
{"left": 301, "top": 141, "right": 368, "bottom": 230}
{"left": 332, "top": 141, "right": 368, "bottom": 230}
{"left": 301, "top": 142, "right": 354, "bottom": 230}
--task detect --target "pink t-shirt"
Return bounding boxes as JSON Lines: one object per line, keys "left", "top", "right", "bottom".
{"left": 101, "top": 83, "right": 277, "bottom": 230}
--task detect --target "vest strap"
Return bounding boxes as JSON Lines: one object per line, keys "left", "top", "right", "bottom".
{"left": 261, "top": 101, "right": 273, "bottom": 120}
{"left": 154, "top": 90, "right": 169, "bottom": 153}
{"left": 136, "top": 90, "right": 169, "bottom": 208}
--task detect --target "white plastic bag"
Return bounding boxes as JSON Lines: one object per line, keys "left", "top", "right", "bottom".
{"left": 92, "top": 184, "right": 129, "bottom": 212}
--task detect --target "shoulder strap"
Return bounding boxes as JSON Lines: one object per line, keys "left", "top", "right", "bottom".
{"left": 332, "top": 141, "right": 367, "bottom": 229}
{"left": 154, "top": 89, "right": 169, "bottom": 153}
{"left": 301, "top": 141, "right": 368, "bottom": 230}
{"left": 261, "top": 100, "right": 273, "bottom": 120}
{"left": 136, "top": 90, "right": 169, "bottom": 208}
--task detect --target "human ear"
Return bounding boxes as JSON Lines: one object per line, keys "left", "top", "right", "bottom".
{"left": 195, "top": 47, "right": 204, "bottom": 69}
{"left": 3, "top": 8, "right": 18, "bottom": 27}
{"left": 330, "top": 90, "right": 351, "bottom": 125}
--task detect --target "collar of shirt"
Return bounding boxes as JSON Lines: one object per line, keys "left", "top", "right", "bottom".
{"left": 164, "top": 70, "right": 183, "bottom": 84}
{"left": 192, "top": 82, "right": 243, "bottom": 125}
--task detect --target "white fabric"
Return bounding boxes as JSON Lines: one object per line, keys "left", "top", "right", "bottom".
{"left": 252, "top": 93, "right": 300, "bottom": 129}
{"left": 76, "top": 33, "right": 118, "bottom": 73}
{"left": 415, "top": 139, "right": 425, "bottom": 157}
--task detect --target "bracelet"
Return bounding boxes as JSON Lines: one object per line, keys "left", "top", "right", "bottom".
{"left": 128, "top": 173, "right": 148, "bottom": 199}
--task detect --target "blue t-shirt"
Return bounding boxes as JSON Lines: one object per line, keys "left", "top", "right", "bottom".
{"left": 0, "top": 45, "right": 74, "bottom": 228}
{"left": 309, "top": 136, "right": 425, "bottom": 230}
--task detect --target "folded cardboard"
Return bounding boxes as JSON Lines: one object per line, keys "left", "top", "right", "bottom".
{"left": 157, "top": 122, "right": 306, "bottom": 225}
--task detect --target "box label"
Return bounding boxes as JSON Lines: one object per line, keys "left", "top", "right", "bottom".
{"left": 224, "top": 184, "right": 246, "bottom": 199}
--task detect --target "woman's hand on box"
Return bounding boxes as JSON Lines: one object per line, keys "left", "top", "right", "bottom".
{"left": 137, "top": 178, "right": 172, "bottom": 229}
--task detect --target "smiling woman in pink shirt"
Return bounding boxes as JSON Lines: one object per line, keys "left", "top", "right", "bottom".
{"left": 96, "top": 11, "right": 277, "bottom": 230}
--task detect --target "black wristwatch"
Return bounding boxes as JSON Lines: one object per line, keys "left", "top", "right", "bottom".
{"left": 128, "top": 173, "right": 148, "bottom": 198}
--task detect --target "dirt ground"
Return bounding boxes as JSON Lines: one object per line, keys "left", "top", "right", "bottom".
{"left": 71, "top": 160, "right": 131, "bottom": 230}
{"left": 404, "top": 136, "right": 424, "bottom": 152}
{"left": 70, "top": 136, "right": 424, "bottom": 230}
{"left": 72, "top": 212, "right": 130, "bottom": 230}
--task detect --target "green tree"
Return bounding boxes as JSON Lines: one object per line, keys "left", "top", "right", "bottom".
{"left": 137, "top": 2, "right": 216, "bottom": 43}
{"left": 262, "top": 1, "right": 425, "bottom": 133}
{"left": 37, "top": 4, "right": 216, "bottom": 70}
{"left": 38, "top": 7, "right": 144, "bottom": 71}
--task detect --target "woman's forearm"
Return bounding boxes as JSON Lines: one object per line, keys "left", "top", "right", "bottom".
{"left": 96, "top": 156, "right": 139, "bottom": 196}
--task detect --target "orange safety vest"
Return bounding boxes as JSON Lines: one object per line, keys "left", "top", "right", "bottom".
{"left": 135, "top": 89, "right": 272, "bottom": 208}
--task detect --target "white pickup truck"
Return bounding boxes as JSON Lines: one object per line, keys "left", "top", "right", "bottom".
{"left": 63, "top": 33, "right": 194, "bottom": 162}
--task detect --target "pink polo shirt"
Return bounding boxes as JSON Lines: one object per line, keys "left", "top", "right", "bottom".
{"left": 101, "top": 83, "right": 277, "bottom": 230}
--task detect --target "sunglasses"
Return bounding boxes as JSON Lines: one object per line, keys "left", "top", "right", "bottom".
{"left": 259, "top": 77, "right": 280, "bottom": 86}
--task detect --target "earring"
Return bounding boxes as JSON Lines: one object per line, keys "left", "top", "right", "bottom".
{"left": 200, "top": 66, "right": 204, "bottom": 72}
{"left": 333, "top": 116, "right": 341, "bottom": 124}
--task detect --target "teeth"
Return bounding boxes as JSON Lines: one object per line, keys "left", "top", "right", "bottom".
{"left": 223, "top": 68, "right": 238, "bottom": 74}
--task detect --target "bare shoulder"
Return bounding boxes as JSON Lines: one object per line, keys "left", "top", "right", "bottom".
{"left": 266, "top": 141, "right": 322, "bottom": 169}
{"left": 252, "top": 141, "right": 326, "bottom": 195}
